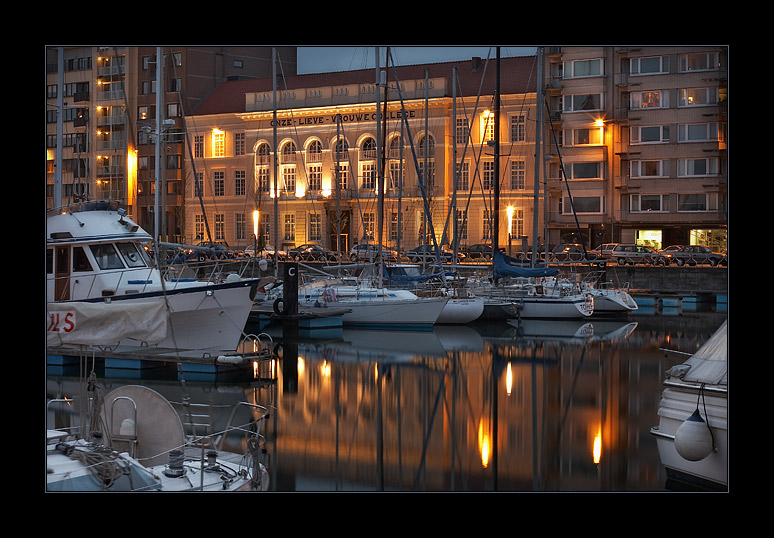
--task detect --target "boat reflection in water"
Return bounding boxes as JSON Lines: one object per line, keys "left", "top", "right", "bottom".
{"left": 47, "top": 311, "right": 726, "bottom": 492}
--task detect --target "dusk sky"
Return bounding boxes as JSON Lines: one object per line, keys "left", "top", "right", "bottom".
{"left": 296, "top": 46, "right": 538, "bottom": 74}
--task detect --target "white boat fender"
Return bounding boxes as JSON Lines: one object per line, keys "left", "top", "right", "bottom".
{"left": 674, "top": 408, "right": 715, "bottom": 461}
{"left": 217, "top": 355, "right": 243, "bottom": 364}
{"left": 225, "top": 273, "right": 241, "bottom": 283}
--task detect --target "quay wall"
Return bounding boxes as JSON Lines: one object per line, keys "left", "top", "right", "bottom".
{"left": 224, "top": 260, "right": 728, "bottom": 295}
{"left": 550, "top": 265, "right": 728, "bottom": 295}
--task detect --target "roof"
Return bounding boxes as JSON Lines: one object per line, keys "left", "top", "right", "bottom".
{"left": 192, "top": 55, "right": 538, "bottom": 116}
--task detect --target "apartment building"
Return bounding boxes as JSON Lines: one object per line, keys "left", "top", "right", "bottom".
{"left": 45, "top": 46, "right": 296, "bottom": 244}
{"left": 544, "top": 46, "right": 727, "bottom": 250}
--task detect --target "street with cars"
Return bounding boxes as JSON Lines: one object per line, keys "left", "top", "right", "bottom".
{"left": 162, "top": 240, "right": 726, "bottom": 267}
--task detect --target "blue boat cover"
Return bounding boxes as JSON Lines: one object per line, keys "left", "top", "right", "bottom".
{"left": 493, "top": 251, "right": 558, "bottom": 279}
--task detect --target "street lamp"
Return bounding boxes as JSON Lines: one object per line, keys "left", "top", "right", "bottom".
{"left": 253, "top": 210, "right": 260, "bottom": 257}
{"left": 506, "top": 205, "right": 514, "bottom": 256}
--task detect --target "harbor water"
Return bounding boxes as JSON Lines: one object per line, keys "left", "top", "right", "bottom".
{"left": 46, "top": 306, "right": 727, "bottom": 492}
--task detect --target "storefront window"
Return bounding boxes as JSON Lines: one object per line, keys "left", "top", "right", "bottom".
{"left": 636, "top": 230, "right": 663, "bottom": 250}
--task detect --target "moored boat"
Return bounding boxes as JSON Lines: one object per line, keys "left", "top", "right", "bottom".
{"left": 46, "top": 202, "right": 262, "bottom": 352}
{"left": 650, "top": 319, "right": 727, "bottom": 490}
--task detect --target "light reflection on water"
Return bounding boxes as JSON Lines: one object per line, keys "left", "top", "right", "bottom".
{"left": 46, "top": 310, "right": 727, "bottom": 492}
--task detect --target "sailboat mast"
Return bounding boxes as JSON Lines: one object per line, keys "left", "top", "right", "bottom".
{"left": 154, "top": 46, "right": 163, "bottom": 247}
{"left": 493, "top": 47, "right": 500, "bottom": 258}
{"left": 272, "top": 48, "right": 279, "bottom": 273}
{"left": 375, "top": 46, "right": 383, "bottom": 287}
{"left": 531, "top": 47, "right": 543, "bottom": 268}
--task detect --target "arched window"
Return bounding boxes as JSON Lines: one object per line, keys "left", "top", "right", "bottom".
{"left": 307, "top": 139, "right": 322, "bottom": 162}
{"left": 281, "top": 141, "right": 296, "bottom": 164}
{"left": 361, "top": 137, "right": 377, "bottom": 160}
{"left": 255, "top": 142, "right": 270, "bottom": 164}
{"left": 334, "top": 138, "right": 348, "bottom": 160}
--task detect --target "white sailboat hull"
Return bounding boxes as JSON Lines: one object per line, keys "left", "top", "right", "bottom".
{"left": 436, "top": 296, "right": 485, "bottom": 324}
{"left": 587, "top": 288, "right": 638, "bottom": 315}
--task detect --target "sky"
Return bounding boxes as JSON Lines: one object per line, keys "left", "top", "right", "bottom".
{"left": 297, "top": 46, "right": 538, "bottom": 74}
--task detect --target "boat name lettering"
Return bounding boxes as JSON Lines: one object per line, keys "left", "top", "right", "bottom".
{"left": 48, "top": 311, "right": 75, "bottom": 333}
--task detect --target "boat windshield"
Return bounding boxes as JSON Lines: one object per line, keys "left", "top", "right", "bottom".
{"left": 116, "top": 242, "right": 150, "bottom": 268}
{"left": 90, "top": 244, "right": 124, "bottom": 270}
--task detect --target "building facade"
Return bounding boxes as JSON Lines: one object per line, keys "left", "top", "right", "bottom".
{"left": 46, "top": 46, "right": 297, "bottom": 245}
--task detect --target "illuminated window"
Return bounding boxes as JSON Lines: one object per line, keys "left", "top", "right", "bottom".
{"left": 213, "top": 130, "right": 225, "bottom": 157}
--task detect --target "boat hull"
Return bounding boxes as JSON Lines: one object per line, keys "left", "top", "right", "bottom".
{"left": 587, "top": 289, "right": 638, "bottom": 315}
{"left": 436, "top": 296, "right": 485, "bottom": 324}
{"left": 652, "top": 385, "right": 727, "bottom": 490}
{"left": 48, "top": 279, "right": 257, "bottom": 352}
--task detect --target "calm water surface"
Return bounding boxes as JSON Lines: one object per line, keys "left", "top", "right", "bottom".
{"left": 46, "top": 308, "right": 727, "bottom": 492}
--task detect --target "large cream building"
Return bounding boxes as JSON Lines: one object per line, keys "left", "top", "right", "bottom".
{"left": 184, "top": 46, "right": 727, "bottom": 256}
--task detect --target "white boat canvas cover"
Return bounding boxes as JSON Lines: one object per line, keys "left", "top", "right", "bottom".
{"left": 669, "top": 320, "right": 727, "bottom": 386}
{"left": 47, "top": 300, "right": 169, "bottom": 347}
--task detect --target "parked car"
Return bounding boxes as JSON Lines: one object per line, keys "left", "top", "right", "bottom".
{"left": 349, "top": 243, "right": 399, "bottom": 262}
{"left": 287, "top": 244, "right": 338, "bottom": 262}
{"left": 406, "top": 244, "right": 465, "bottom": 263}
{"left": 591, "top": 243, "right": 618, "bottom": 260}
{"left": 243, "top": 245, "right": 287, "bottom": 260}
{"left": 463, "top": 243, "right": 505, "bottom": 260}
{"left": 196, "top": 240, "right": 238, "bottom": 259}
{"left": 610, "top": 243, "right": 669, "bottom": 265}
{"left": 658, "top": 245, "right": 727, "bottom": 266}
{"left": 549, "top": 243, "right": 599, "bottom": 262}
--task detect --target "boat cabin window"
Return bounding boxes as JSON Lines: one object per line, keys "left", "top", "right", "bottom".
{"left": 47, "top": 248, "right": 53, "bottom": 274}
{"left": 116, "top": 242, "right": 149, "bottom": 268}
{"left": 73, "top": 247, "right": 94, "bottom": 272}
{"left": 90, "top": 244, "right": 124, "bottom": 270}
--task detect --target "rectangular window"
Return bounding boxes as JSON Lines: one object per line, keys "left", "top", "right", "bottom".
{"left": 631, "top": 160, "right": 669, "bottom": 178}
{"left": 630, "top": 194, "right": 665, "bottom": 212}
{"left": 282, "top": 166, "right": 296, "bottom": 193}
{"left": 336, "top": 163, "right": 349, "bottom": 190}
{"left": 482, "top": 112, "right": 495, "bottom": 142}
{"left": 234, "top": 132, "right": 245, "bottom": 156}
{"left": 630, "top": 55, "right": 669, "bottom": 75}
{"left": 418, "top": 160, "right": 435, "bottom": 187}
{"left": 195, "top": 215, "right": 205, "bottom": 241}
{"left": 456, "top": 209, "right": 468, "bottom": 240}
{"left": 679, "top": 87, "right": 718, "bottom": 107}
{"left": 389, "top": 161, "right": 404, "bottom": 189}
{"left": 235, "top": 170, "right": 246, "bottom": 196}
{"left": 510, "top": 208, "right": 525, "bottom": 238}
{"left": 309, "top": 213, "right": 322, "bottom": 241}
{"left": 568, "top": 162, "right": 602, "bottom": 180}
{"left": 363, "top": 212, "right": 375, "bottom": 241}
{"left": 482, "top": 209, "right": 492, "bottom": 240}
{"left": 256, "top": 167, "right": 269, "bottom": 192}
{"left": 562, "top": 196, "right": 604, "bottom": 214}
{"left": 483, "top": 161, "right": 495, "bottom": 190}
{"left": 215, "top": 214, "right": 225, "bottom": 240}
{"left": 678, "top": 123, "right": 718, "bottom": 143}
{"left": 567, "top": 127, "right": 603, "bottom": 146}
{"left": 510, "top": 115, "right": 526, "bottom": 142}
{"left": 456, "top": 118, "right": 469, "bottom": 145}
{"left": 510, "top": 160, "right": 525, "bottom": 190}
{"left": 283, "top": 214, "right": 295, "bottom": 241}
{"left": 390, "top": 212, "right": 399, "bottom": 241}
{"left": 309, "top": 164, "right": 322, "bottom": 191}
{"left": 631, "top": 90, "right": 669, "bottom": 109}
{"left": 678, "top": 158, "right": 718, "bottom": 177}
{"left": 213, "top": 131, "right": 225, "bottom": 157}
{"left": 679, "top": 52, "right": 719, "bottom": 72}
{"left": 564, "top": 93, "right": 603, "bottom": 112}
{"left": 361, "top": 162, "right": 376, "bottom": 190}
{"left": 235, "top": 213, "right": 246, "bottom": 240}
{"left": 456, "top": 162, "right": 469, "bottom": 192}
{"left": 261, "top": 213, "right": 271, "bottom": 245}
{"left": 677, "top": 193, "right": 718, "bottom": 212}
{"left": 564, "top": 58, "right": 602, "bottom": 78}
{"left": 631, "top": 125, "right": 670, "bottom": 144}
{"left": 213, "top": 171, "right": 225, "bottom": 196}
{"left": 194, "top": 135, "right": 204, "bottom": 158}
